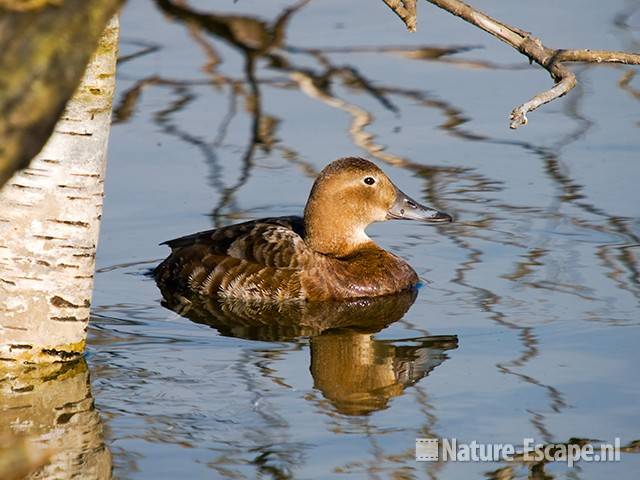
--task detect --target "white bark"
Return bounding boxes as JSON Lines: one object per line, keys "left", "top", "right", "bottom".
{"left": 0, "top": 17, "right": 119, "bottom": 363}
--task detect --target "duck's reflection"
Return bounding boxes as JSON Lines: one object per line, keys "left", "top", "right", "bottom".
{"left": 311, "top": 331, "right": 457, "bottom": 415}
{"left": 158, "top": 285, "right": 458, "bottom": 415}
{"left": 0, "top": 360, "right": 111, "bottom": 480}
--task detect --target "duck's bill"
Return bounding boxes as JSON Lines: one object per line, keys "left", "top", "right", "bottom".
{"left": 386, "top": 188, "right": 453, "bottom": 223}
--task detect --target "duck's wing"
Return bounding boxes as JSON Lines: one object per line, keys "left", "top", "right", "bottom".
{"left": 161, "top": 215, "right": 309, "bottom": 268}
{"left": 393, "top": 336, "right": 459, "bottom": 387}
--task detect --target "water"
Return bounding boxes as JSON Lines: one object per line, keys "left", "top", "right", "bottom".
{"left": 34, "top": 0, "right": 640, "bottom": 478}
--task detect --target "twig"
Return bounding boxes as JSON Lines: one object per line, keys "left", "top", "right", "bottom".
{"left": 555, "top": 49, "right": 640, "bottom": 64}
{"left": 382, "top": 0, "right": 417, "bottom": 32}
{"left": 420, "top": 0, "right": 640, "bottom": 128}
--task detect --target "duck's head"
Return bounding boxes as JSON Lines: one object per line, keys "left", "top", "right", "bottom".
{"left": 304, "top": 157, "right": 452, "bottom": 257}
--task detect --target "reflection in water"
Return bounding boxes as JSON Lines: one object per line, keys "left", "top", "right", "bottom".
{"left": 159, "top": 284, "right": 418, "bottom": 340}
{"left": 97, "top": 0, "right": 640, "bottom": 477}
{"left": 615, "top": 1, "right": 640, "bottom": 109}
{"left": 120, "top": 0, "right": 497, "bottom": 222}
{"left": 0, "top": 360, "right": 111, "bottom": 479}
{"left": 310, "top": 331, "right": 457, "bottom": 415}
{"left": 158, "top": 283, "right": 457, "bottom": 416}
{"left": 487, "top": 437, "right": 640, "bottom": 480}
{"left": 154, "top": 0, "right": 311, "bottom": 222}
{"left": 145, "top": 0, "right": 638, "bottom": 427}
{"left": 121, "top": 0, "right": 640, "bottom": 310}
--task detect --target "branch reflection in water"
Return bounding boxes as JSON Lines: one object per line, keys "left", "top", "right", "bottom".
{"left": 118, "top": 0, "right": 502, "bottom": 222}
{"left": 142, "top": 0, "right": 637, "bottom": 433}
{"left": 99, "top": 0, "right": 640, "bottom": 477}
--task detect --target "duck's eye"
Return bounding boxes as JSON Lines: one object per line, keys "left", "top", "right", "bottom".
{"left": 364, "top": 177, "right": 376, "bottom": 186}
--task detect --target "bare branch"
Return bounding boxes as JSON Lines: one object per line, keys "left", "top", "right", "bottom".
{"left": 509, "top": 64, "right": 576, "bottom": 129}
{"left": 416, "top": 0, "right": 640, "bottom": 128}
{"left": 555, "top": 49, "right": 640, "bottom": 64}
{"left": 383, "top": 0, "right": 417, "bottom": 32}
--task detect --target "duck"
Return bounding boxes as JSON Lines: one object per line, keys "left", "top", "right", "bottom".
{"left": 154, "top": 157, "right": 452, "bottom": 301}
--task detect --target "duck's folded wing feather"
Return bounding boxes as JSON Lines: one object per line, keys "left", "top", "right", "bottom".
{"left": 162, "top": 216, "right": 309, "bottom": 268}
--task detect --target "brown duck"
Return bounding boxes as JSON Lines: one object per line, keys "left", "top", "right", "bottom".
{"left": 154, "top": 157, "right": 452, "bottom": 301}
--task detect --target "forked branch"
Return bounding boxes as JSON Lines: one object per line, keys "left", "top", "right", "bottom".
{"left": 384, "top": 0, "right": 640, "bottom": 128}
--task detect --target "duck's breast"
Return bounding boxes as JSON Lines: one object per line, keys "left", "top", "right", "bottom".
{"left": 300, "top": 248, "right": 419, "bottom": 300}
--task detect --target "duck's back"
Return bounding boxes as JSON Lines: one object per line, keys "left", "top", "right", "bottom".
{"left": 154, "top": 216, "right": 312, "bottom": 301}
{"left": 154, "top": 216, "right": 419, "bottom": 301}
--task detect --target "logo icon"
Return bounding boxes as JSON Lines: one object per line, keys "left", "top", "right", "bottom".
{"left": 416, "top": 438, "right": 439, "bottom": 461}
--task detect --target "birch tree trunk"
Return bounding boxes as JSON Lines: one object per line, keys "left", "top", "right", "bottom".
{"left": 0, "top": 17, "right": 119, "bottom": 363}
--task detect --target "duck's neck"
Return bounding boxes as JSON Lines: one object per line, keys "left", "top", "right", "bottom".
{"left": 304, "top": 204, "right": 376, "bottom": 257}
